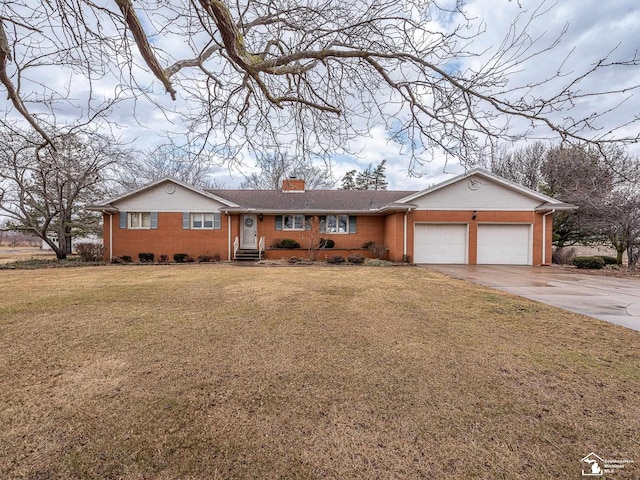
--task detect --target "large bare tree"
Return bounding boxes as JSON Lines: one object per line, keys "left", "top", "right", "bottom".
{"left": 0, "top": 1, "right": 638, "bottom": 172}
{"left": 240, "top": 152, "right": 334, "bottom": 189}
{"left": 490, "top": 142, "right": 640, "bottom": 264}
{"left": 0, "top": 126, "right": 128, "bottom": 259}
{"left": 116, "top": 143, "right": 226, "bottom": 190}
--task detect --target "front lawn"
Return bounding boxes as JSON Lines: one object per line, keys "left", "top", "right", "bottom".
{"left": 0, "top": 265, "right": 638, "bottom": 479}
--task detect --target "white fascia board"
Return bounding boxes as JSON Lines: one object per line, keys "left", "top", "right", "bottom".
{"left": 95, "top": 176, "right": 239, "bottom": 208}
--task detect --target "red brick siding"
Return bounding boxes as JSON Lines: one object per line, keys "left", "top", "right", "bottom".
{"left": 260, "top": 215, "right": 386, "bottom": 251}
{"left": 104, "top": 212, "right": 229, "bottom": 261}
{"left": 384, "top": 213, "right": 405, "bottom": 262}
{"left": 103, "top": 209, "right": 555, "bottom": 265}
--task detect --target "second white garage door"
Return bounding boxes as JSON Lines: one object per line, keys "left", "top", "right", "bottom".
{"left": 477, "top": 224, "right": 531, "bottom": 265}
{"left": 414, "top": 223, "right": 467, "bottom": 264}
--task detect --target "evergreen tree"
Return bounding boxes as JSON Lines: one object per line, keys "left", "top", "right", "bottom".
{"left": 341, "top": 170, "right": 357, "bottom": 190}
{"left": 371, "top": 160, "right": 388, "bottom": 190}
{"left": 355, "top": 165, "right": 373, "bottom": 190}
{"left": 341, "top": 161, "right": 388, "bottom": 190}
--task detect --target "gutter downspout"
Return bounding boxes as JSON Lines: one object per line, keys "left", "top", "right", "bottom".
{"left": 542, "top": 209, "right": 555, "bottom": 265}
{"left": 106, "top": 212, "right": 113, "bottom": 261}
{"left": 403, "top": 210, "right": 411, "bottom": 261}
{"left": 227, "top": 213, "right": 231, "bottom": 261}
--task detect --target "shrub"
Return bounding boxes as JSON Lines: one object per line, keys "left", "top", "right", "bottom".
{"left": 197, "top": 254, "right": 221, "bottom": 263}
{"left": 173, "top": 253, "right": 189, "bottom": 263}
{"left": 159, "top": 254, "right": 169, "bottom": 263}
{"left": 552, "top": 247, "right": 576, "bottom": 265}
{"left": 138, "top": 252, "right": 155, "bottom": 263}
{"left": 273, "top": 238, "right": 300, "bottom": 249}
{"left": 347, "top": 253, "right": 365, "bottom": 265}
{"left": 318, "top": 238, "right": 335, "bottom": 248}
{"left": 368, "top": 243, "right": 387, "bottom": 259}
{"left": 75, "top": 242, "right": 104, "bottom": 262}
{"left": 112, "top": 255, "right": 132, "bottom": 264}
{"left": 573, "top": 256, "right": 605, "bottom": 269}
{"left": 600, "top": 255, "right": 618, "bottom": 265}
{"left": 326, "top": 254, "right": 345, "bottom": 264}
{"left": 361, "top": 240, "right": 376, "bottom": 249}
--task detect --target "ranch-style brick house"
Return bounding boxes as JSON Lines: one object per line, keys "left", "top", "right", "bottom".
{"left": 88, "top": 168, "right": 574, "bottom": 265}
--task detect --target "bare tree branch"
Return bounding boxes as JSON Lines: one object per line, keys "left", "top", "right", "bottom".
{"left": 0, "top": 0, "right": 637, "bottom": 173}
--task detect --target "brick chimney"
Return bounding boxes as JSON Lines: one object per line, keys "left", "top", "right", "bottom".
{"left": 281, "top": 177, "right": 305, "bottom": 193}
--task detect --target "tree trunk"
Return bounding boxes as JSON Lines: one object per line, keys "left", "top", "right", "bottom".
{"left": 615, "top": 246, "right": 625, "bottom": 266}
{"left": 55, "top": 225, "right": 68, "bottom": 260}
{"left": 627, "top": 245, "right": 639, "bottom": 268}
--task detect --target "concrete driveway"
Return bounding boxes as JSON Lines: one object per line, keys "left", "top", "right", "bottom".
{"left": 426, "top": 265, "right": 640, "bottom": 332}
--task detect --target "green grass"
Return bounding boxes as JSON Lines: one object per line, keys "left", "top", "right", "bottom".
{"left": 0, "top": 265, "right": 638, "bottom": 479}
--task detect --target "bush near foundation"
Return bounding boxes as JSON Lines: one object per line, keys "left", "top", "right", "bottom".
{"left": 111, "top": 255, "right": 132, "bottom": 264}
{"left": 318, "top": 238, "right": 335, "bottom": 248}
{"left": 198, "top": 254, "right": 221, "bottom": 263}
{"left": 573, "top": 256, "right": 605, "bottom": 269}
{"left": 272, "top": 238, "right": 300, "bottom": 248}
{"left": 138, "top": 252, "right": 155, "bottom": 263}
{"left": 173, "top": 253, "right": 194, "bottom": 263}
{"left": 326, "top": 255, "right": 345, "bottom": 264}
{"left": 75, "top": 242, "right": 104, "bottom": 262}
{"left": 347, "top": 253, "right": 365, "bottom": 265}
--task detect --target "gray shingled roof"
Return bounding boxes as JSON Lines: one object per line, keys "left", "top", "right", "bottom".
{"left": 206, "top": 189, "right": 417, "bottom": 213}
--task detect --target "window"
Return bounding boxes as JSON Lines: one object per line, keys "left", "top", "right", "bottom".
{"left": 129, "top": 212, "right": 151, "bottom": 229}
{"left": 283, "top": 214, "right": 305, "bottom": 230}
{"left": 182, "top": 212, "right": 221, "bottom": 230}
{"left": 324, "top": 214, "right": 349, "bottom": 233}
{"left": 273, "top": 214, "right": 356, "bottom": 233}
{"left": 191, "top": 213, "right": 214, "bottom": 229}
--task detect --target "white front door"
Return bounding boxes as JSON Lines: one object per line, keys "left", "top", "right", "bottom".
{"left": 241, "top": 214, "right": 257, "bottom": 249}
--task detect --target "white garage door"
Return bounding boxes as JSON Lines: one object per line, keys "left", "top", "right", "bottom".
{"left": 477, "top": 224, "right": 531, "bottom": 265}
{"left": 414, "top": 224, "right": 467, "bottom": 264}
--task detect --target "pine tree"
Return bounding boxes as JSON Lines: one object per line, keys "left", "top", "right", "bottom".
{"left": 371, "top": 160, "right": 388, "bottom": 190}
{"left": 355, "top": 164, "right": 374, "bottom": 190}
{"left": 341, "top": 161, "right": 388, "bottom": 190}
{"left": 341, "top": 169, "right": 357, "bottom": 190}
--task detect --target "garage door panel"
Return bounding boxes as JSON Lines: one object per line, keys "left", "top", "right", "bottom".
{"left": 477, "top": 224, "right": 531, "bottom": 265}
{"left": 414, "top": 224, "right": 467, "bottom": 264}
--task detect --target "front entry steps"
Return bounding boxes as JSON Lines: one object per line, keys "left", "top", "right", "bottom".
{"left": 234, "top": 249, "right": 261, "bottom": 261}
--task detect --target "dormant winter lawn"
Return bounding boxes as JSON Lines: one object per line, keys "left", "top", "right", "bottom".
{"left": 1, "top": 265, "right": 638, "bottom": 479}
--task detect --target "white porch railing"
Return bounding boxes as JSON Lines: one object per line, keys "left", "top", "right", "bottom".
{"left": 233, "top": 236, "right": 239, "bottom": 259}
{"left": 258, "top": 237, "right": 266, "bottom": 259}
